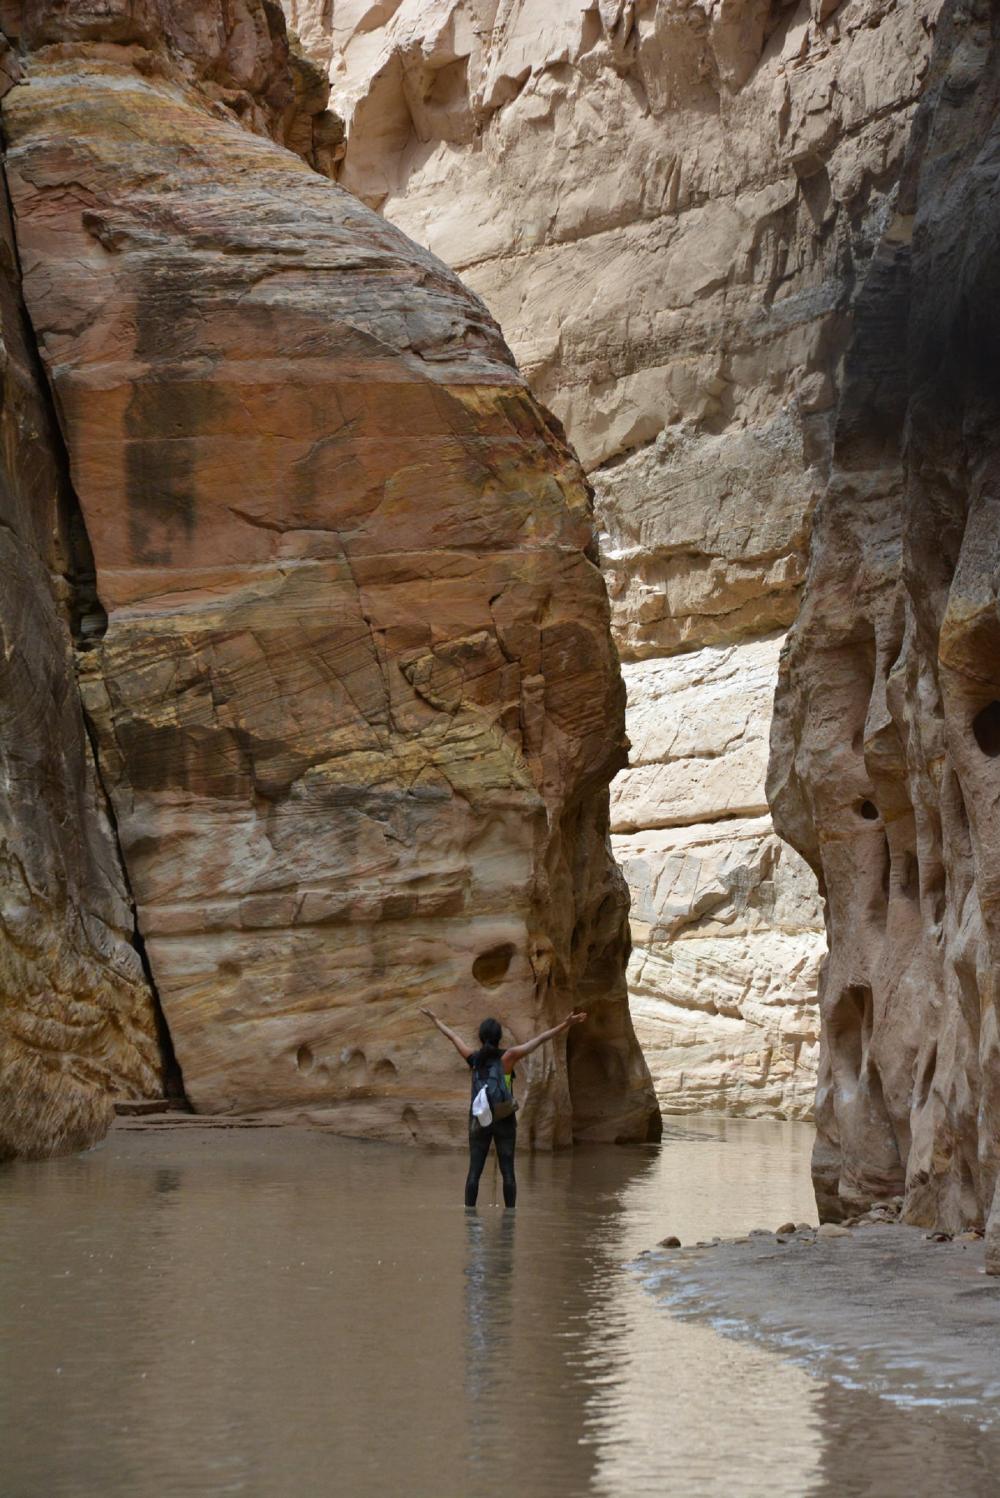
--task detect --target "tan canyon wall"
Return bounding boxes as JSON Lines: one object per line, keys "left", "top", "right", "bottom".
{"left": 770, "top": 0, "right": 1000, "bottom": 1262}
{"left": 0, "top": 39, "right": 161, "bottom": 1159}
{"left": 283, "top": 0, "right": 942, "bottom": 1117}
{"left": 0, "top": 0, "right": 657, "bottom": 1153}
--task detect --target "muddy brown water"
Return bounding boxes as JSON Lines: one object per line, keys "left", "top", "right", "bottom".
{"left": 2, "top": 1117, "right": 998, "bottom": 1497}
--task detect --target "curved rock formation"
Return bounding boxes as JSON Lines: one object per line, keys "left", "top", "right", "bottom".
{"left": 283, "top": 0, "right": 942, "bottom": 1116}
{"left": 769, "top": 0, "right": 1000, "bottom": 1259}
{"left": 0, "top": 0, "right": 657, "bottom": 1146}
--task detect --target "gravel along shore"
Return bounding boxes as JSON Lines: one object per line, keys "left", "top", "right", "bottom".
{"left": 636, "top": 1213, "right": 1000, "bottom": 1428}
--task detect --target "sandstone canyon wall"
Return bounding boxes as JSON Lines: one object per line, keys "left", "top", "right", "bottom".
{"left": 0, "top": 41, "right": 162, "bottom": 1160}
{"left": 285, "top": 0, "right": 942, "bottom": 1116}
{"left": 0, "top": 0, "right": 657, "bottom": 1151}
{"left": 770, "top": 0, "right": 1000, "bottom": 1264}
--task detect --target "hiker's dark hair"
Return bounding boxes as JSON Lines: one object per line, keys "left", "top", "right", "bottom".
{"left": 478, "top": 1017, "right": 502, "bottom": 1048}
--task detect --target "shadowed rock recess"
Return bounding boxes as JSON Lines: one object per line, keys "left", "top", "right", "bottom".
{"left": 0, "top": 0, "right": 658, "bottom": 1151}
{"left": 282, "top": 0, "right": 942, "bottom": 1117}
{"left": 769, "top": 0, "right": 1000, "bottom": 1263}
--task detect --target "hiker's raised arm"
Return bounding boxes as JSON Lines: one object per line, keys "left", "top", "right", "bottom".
{"left": 420, "top": 1007, "right": 474, "bottom": 1060}
{"left": 502, "top": 1011, "right": 587, "bottom": 1068}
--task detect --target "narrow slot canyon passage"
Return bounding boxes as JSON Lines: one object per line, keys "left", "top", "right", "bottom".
{"left": 608, "top": 640, "right": 826, "bottom": 1123}
{"left": 6, "top": 2, "right": 1000, "bottom": 1494}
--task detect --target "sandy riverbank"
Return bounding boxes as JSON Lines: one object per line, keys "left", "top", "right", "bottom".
{"left": 638, "top": 1219, "right": 1000, "bottom": 1428}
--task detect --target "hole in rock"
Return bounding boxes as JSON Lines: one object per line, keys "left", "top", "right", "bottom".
{"left": 472, "top": 942, "right": 515, "bottom": 988}
{"left": 916, "top": 1043, "right": 937, "bottom": 1108}
{"left": 858, "top": 799, "right": 880, "bottom": 821}
{"left": 296, "top": 1044, "right": 315, "bottom": 1074}
{"left": 343, "top": 1048, "right": 367, "bottom": 1081}
{"left": 829, "top": 985, "right": 869, "bottom": 1083}
{"left": 972, "top": 701, "right": 1000, "bottom": 757}
{"left": 373, "top": 1058, "right": 398, "bottom": 1079}
{"left": 425, "top": 56, "right": 469, "bottom": 109}
{"left": 595, "top": 893, "right": 617, "bottom": 927}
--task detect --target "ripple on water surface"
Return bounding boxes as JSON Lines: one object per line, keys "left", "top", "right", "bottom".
{"left": 2, "top": 1117, "right": 998, "bottom": 1497}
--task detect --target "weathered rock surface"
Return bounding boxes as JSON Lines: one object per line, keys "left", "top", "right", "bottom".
{"left": 4, "top": 0, "right": 342, "bottom": 173}
{"left": 286, "top": 0, "right": 941, "bottom": 1114}
{"left": 2, "top": 1, "right": 658, "bottom": 1145}
{"left": 612, "top": 638, "right": 822, "bottom": 1115}
{"left": 769, "top": 0, "right": 1000, "bottom": 1256}
{"left": 619, "top": 816, "right": 821, "bottom": 1117}
{"left": 0, "top": 43, "right": 160, "bottom": 1159}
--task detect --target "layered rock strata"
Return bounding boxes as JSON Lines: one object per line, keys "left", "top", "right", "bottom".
{"left": 283, "top": 0, "right": 942, "bottom": 1114}
{"left": 3, "top": 0, "right": 343, "bottom": 174}
{"left": 1, "top": 1, "right": 657, "bottom": 1146}
{"left": 616, "top": 638, "right": 822, "bottom": 1115}
{"left": 768, "top": 0, "right": 1000, "bottom": 1257}
{"left": 0, "top": 45, "right": 161, "bottom": 1160}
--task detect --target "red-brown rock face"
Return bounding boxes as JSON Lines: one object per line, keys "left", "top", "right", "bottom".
{"left": 1, "top": 3, "right": 658, "bottom": 1145}
{"left": 769, "top": 0, "right": 1000, "bottom": 1259}
{"left": 0, "top": 43, "right": 161, "bottom": 1158}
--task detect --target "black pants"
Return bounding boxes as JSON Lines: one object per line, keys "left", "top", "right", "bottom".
{"left": 465, "top": 1116, "right": 517, "bottom": 1208}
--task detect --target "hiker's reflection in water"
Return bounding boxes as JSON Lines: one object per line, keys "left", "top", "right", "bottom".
{"left": 464, "top": 1208, "right": 516, "bottom": 1406}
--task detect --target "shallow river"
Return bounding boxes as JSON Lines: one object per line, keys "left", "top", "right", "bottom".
{"left": 3, "top": 1117, "right": 997, "bottom": 1497}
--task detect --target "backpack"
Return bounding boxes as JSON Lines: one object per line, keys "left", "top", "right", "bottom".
{"left": 471, "top": 1053, "right": 517, "bottom": 1125}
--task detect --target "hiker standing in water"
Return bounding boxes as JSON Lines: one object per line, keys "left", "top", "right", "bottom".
{"left": 419, "top": 1007, "right": 588, "bottom": 1208}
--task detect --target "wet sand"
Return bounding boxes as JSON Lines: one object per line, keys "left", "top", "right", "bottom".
{"left": 640, "top": 1220, "right": 1000, "bottom": 1427}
